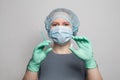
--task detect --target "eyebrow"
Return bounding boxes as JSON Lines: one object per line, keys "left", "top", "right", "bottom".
{"left": 52, "top": 21, "right": 70, "bottom": 24}
{"left": 63, "top": 22, "right": 70, "bottom": 24}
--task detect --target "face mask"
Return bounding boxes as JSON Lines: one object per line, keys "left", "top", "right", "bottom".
{"left": 49, "top": 26, "right": 73, "bottom": 45}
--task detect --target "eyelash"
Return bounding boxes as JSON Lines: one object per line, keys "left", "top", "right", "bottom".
{"left": 52, "top": 23, "right": 70, "bottom": 26}
{"left": 64, "top": 24, "right": 69, "bottom": 26}
{"left": 52, "top": 24, "right": 58, "bottom": 26}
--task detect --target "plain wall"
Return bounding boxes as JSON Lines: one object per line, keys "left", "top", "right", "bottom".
{"left": 0, "top": 0, "right": 120, "bottom": 80}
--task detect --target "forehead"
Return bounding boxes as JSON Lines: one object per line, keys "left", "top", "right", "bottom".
{"left": 52, "top": 18, "right": 70, "bottom": 23}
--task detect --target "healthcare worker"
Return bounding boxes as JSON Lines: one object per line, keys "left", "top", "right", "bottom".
{"left": 23, "top": 8, "right": 103, "bottom": 80}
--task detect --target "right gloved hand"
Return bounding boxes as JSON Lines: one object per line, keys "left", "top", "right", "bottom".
{"left": 27, "top": 40, "right": 52, "bottom": 72}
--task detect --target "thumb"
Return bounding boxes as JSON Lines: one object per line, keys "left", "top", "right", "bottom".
{"left": 45, "top": 48, "right": 52, "bottom": 55}
{"left": 69, "top": 47, "right": 77, "bottom": 54}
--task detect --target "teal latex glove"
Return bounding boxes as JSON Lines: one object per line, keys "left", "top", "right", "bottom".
{"left": 27, "top": 40, "right": 52, "bottom": 72}
{"left": 69, "top": 36, "right": 97, "bottom": 69}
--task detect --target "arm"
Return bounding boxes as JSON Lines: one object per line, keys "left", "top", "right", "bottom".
{"left": 23, "top": 40, "right": 52, "bottom": 80}
{"left": 86, "top": 67, "right": 103, "bottom": 80}
{"left": 69, "top": 36, "right": 103, "bottom": 80}
{"left": 22, "top": 70, "right": 38, "bottom": 80}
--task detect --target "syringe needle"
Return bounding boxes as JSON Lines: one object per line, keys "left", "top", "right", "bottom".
{"left": 40, "top": 31, "right": 46, "bottom": 41}
{"left": 40, "top": 31, "right": 50, "bottom": 48}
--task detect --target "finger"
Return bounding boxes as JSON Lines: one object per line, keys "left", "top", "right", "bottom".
{"left": 72, "top": 36, "right": 83, "bottom": 40}
{"left": 73, "top": 36, "right": 89, "bottom": 44}
{"left": 45, "top": 48, "right": 52, "bottom": 55}
{"left": 36, "top": 43, "right": 49, "bottom": 49}
{"left": 78, "top": 42, "right": 88, "bottom": 49}
{"left": 80, "top": 43, "right": 91, "bottom": 50}
{"left": 81, "top": 38, "right": 92, "bottom": 49}
{"left": 69, "top": 47, "right": 78, "bottom": 53}
{"left": 82, "top": 37, "right": 90, "bottom": 43}
{"left": 35, "top": 40, "right": 51, "bottom": 50}
{"left": 72, "top": 36, "right": 91, "bottom": 48}
{"left": 72, "top": 36, "right": 84, "bottom": 45}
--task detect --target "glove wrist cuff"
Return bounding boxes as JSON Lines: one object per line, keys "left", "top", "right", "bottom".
{"left": 85, "top": 57, "right": 97, "bottom": 69}
{"left": 27, "top": 60, "right": 41, "bottom": 72}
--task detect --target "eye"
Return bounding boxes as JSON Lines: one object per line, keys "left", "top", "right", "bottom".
{"left": 64, "top": 23, "right": 70, "bottom": 26}
{"left": 51, "top": 23, "right": 59, "bottom": 26}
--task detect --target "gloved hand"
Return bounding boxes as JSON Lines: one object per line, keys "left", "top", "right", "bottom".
{"left": 27, "top": 40, "right": 52, "bottom": 72}
{"left": 69, "top": 36, "right": 97, "bottom": 69}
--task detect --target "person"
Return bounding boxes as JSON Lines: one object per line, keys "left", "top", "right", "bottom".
{"left": 22, "top": 8, "right": 103, "bottom": 80}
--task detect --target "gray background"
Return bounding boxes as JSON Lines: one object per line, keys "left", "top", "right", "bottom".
{"left": 0, "top": 0, "right": 120, "bottom": 80}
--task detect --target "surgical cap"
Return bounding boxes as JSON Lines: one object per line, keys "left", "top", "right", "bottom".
{"left": 44, "top": 8, "right": 80, "bottom": 36}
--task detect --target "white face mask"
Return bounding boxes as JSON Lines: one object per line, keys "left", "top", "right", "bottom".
{"left": 49, "top": 26, "right": 73, "bottom": 45}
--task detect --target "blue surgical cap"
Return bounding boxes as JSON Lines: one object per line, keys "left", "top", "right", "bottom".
{"left": 44, "top": 8, "right": 80, "bottom": 36}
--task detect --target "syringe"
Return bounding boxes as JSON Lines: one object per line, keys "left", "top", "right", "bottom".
{"left": 40, "top": 30, "right": 51, "bottom": 48}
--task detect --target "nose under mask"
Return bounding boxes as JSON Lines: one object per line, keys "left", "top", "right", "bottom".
{"left": 49, "top": 26, "right": 73, "bottom": 45}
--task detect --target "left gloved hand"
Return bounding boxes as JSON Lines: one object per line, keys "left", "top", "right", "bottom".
{"left": 69, "top": 36, "right": 97, "bottom": 69}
